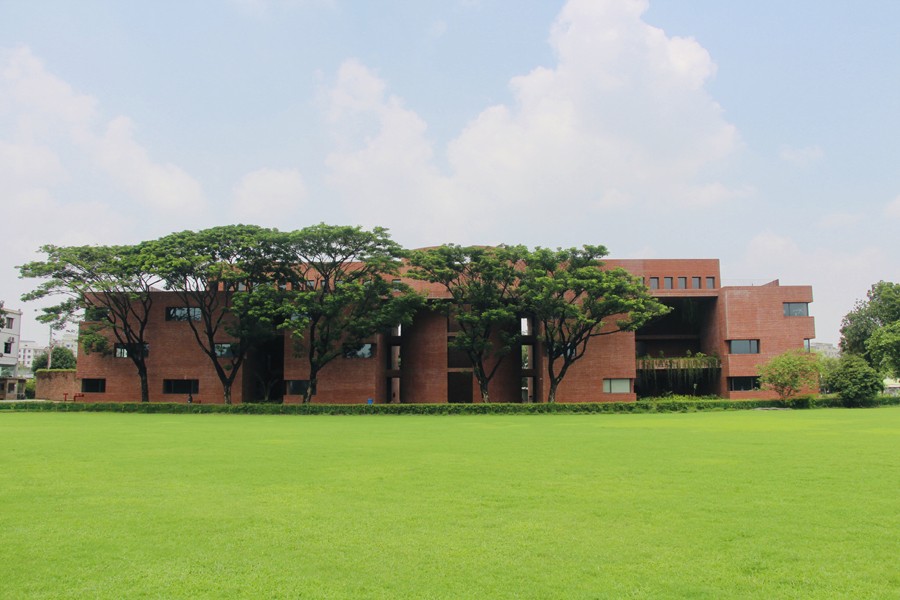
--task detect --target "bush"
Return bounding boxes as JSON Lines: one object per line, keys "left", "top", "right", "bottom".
{"left": 25, "top": 379, "right": 35, "bottom": 399}
{"left": 757, "top": 350, "right": 820, "bottom": 400}
{"left": 827, "top": 355, "right": 884, "bottom": 407}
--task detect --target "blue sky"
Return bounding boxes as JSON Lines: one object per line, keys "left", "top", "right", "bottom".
{"left": 2, "top": 0, "right": 899, "bottom": 343}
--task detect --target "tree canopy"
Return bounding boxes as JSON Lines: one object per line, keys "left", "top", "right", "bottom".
{"left": 757, "top": 349, "right": 821, "bottom": 400}
{"left": 32, "top": 346, "right": 77, "bottom": 371}
{"left": 840, "top": 281, "right": 900, "bottom": 376}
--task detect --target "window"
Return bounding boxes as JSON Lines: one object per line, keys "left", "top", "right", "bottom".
{"left": 692, "top": 277, "right": 701, "bottom": 289}
{"left": 285, "top": 380, "right": 310, "bottom": 396}
{"left": 728, "top": 340, "right": 759, "bottom": 354}
{"left": 163, "top": 379, "right": 199, "bottom": 394}
{"left": 4, "top": 317, "right": 13, "bottom": 329}
{"left": 166, "top": 307, "right": 201, "bottom": 321}
{"left": 706, "top": 277, "right": 716, "bottom": 289}
{"left": 3, "top": 341, "right": 11, "bottom": 354}
{"left": 783, "top": 303, "right": 809, "bottom": 317}
{"left": 677, "top": 277, "right": 687, "bottom": 289}
{"left": 728, "top": 376, "right": 759, "bottom": 391}
{"left": 664, "top": 277, "right": 673, "bottom": 289}
{"left": 82, "top": 378, "right": 106, "bottom": 393}
{"left": 804, "top": 339, "right": 811, "bottom": 352}
{"left": 603, "top": 378, "right": 631, "bottom": 393}
{"left": 343, "top": 343, "right": 375, "bottom": 359}
{"left": 114, "top": 343, "right": 149, "bottom": 358}
{"left": 447, "top": 342, "right": 470, "bottom": 368}
{"left": 214, "top": 343, "right": 236, "bottom": 358}
{"left": 649, "top": 277, "right": 659, "bottom": 290}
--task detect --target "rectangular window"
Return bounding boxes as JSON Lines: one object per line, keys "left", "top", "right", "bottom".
{"left": 3, "top": 341, "right": 12, "bottom": 354}
{"left": 165, "top": 307, "right": 201, "bottom": 321}
{"left": 664, "top": 277, "right": 673, "bottom": 289}
{"left": 214, "top": 343, "right": 236, "bottom": 358}
{"left": 163, "top": 379, "right": 199, "bottom": 394}
{"left": 783, "top": 302, "right": 809, "bottom": 317}
{"left": 603, "top": 378, "right": 631, "bottom": 393}
{"left": 692, "top": 277, "right": 701, "bottom": 289}
{"left": 706, "top": 277, "right": 716, "bottom": 289}
{"left": 343, "top": 343, "right": 375, "bottom": 359}
{"left": 82, "top": 378, "right": 106, "bottom": 393}
{"left": 114, "top": 343, "right": 149, "bottom": 358}
{"left": 285, "top": 380, "right": 309, "bottom": 396}
{"left": 4, "top": 317, "right": 13, "bottom": 329}
{"left": 677, "top": 277, "right": 687, "bottom": 289}
{"left": 728, "top": 340, "right": 760, "bottom": 354}
{"left": 804, "top": 339, "right": 811, "bottom": 352}
{"left": 649, "top": 277, "right": 659, "bottom": 290}
{"left": 447, "top": 342, "right": 470, "bottom": 368}
{"left": 728, "top": 376, "right": 759, "bottom": 392}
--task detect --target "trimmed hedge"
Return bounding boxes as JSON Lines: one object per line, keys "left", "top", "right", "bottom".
{"left": 1, "top": 395, "right": 898, "bottom": 415}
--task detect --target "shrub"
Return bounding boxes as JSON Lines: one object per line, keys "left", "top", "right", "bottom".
{"left": 757, "top": 350, "right": 820, "bottom": 400}
{"left": 827, "top": 355, "right": 884, "bottom": 407}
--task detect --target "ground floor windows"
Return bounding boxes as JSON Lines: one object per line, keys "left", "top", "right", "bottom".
{"left": 728, "top": 340, "right": 759, "bottom": 354}
{"left": 285, "top": 380, "right": 310, "bottom": 396}
{"left": 82, "top": 378, "right": 106, "bottom": 393}
{"left": 603, "top": 378, "right": 631, "bottom": 393}
{"left": 728, "top": 376, "right": 759, "bottom": 391}
{"left": 163, "top": 379, "right": 199, "bottom": 394}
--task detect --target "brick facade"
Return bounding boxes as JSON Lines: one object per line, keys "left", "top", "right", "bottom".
{"left": 74, "top": 259, "right": 815, "bottom": 403}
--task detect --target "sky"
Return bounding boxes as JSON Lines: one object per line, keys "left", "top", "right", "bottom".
{"left": 2, "top": 0, "right": 898, "bottom": 344}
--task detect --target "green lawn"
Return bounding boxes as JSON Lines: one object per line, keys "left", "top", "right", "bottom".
{"left": 1, "top": 409, "right": 898, "bottom": 599}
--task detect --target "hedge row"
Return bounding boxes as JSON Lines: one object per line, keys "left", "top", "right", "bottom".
{"left": 1, "top": 395, "right": 898, "bottom": 415}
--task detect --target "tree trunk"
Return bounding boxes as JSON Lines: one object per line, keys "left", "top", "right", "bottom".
{"left": 547, "top": 380, "right": 558, "bottom": 403}
{"left": 478, "top": 378, "right": 490, "bottom": 403}
{"left": 303, "top": 378, "right": 317, "bottom": 404}
{"left": 224, "top": 384, "right": 232, "bottom": 405}
{"left": 139, "top": 370, "right": 150, "bottom": 403}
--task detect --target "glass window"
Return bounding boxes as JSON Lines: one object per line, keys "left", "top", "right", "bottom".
{"left": 706, "top": 277, "right": 716, "bottom": 289}
{"left": 728, "top": 376, "right": 759, "bottom": 391}
{"left": 4, "top": 317, "right": 14, "bottom": 329}
{"left": 285, "top": 380, "right": 310, "bottom": 395}
{"left": 163, "top": 379, "right": 199, "bottom": 394}
{"left": 677, "top": 277, "right": 687, "bottom": 289}
{"left": 783, "top": 303, "right": 809, "bottom": 317}
{"left": 692, "top": 277, "right": 701, "bottom": 289}
{"left": 82, "top": 378, "right": 106, "bottom": 393}
{"left": 649, "top": 277, "right": 659, "bottom": 290}
{"left": 214, "top": 343, "right": 235, "bottom": 358}
{"left": 664, "top": 277, "right": 673, "bottom": 289}
{"left": 728, "top": 340, "right": 760, "bottom": 354}
{"left": 448, "top": 342, "right": 470, "bottom": 368}
{"left": 165, "top": 307, "right": 201, "bottom": 321}
{"left": 343, "top": 343, "right": 375, "bottom": 359}
{"left": 603, "top": 378, "right": 631, "bottom": 393}
{"left": 114, "top": 343, "right": 149, "bottom": 358}
{"left": 3, "top": 342, "right": 12, "bottom": 354}
{"left": 804, "top": 339, "right": 811, "bottom": 352}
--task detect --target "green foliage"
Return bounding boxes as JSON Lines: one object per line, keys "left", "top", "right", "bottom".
{"left": 31, "top": 346, "right": 77, "bottom": 370}
{"left": 840, "top": 281, "right": 900, "bottom": 370}
{"left": 24, "top": 379, "right": 35, "bottom": 399}
{"left": 867, "top": 321, "right": 900, "bottom": 377}
{"left": 827, "top": 354, "right": 884, "bottom": 407}
{"left": 757, "top": 349, "right": 821, "bottom": 400}
{"left": 408, "top": 244, "right": 526, "bottom": 403}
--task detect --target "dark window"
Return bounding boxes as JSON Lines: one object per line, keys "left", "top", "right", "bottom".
{"left": 728, "top": 340, "right": 760, "bottom": 354}
{"left": 706, "top": 277, "right": 716, "bottom": 289}
{"left": 114, "top": 343, "right": 149, "bottom": 359}
{"left": 677, "top": 277, "right": 687, "bottom": 289}
{"left": 163, "top": 379, "right": 199, "bottom": 394}
{"left": 82, "top": 378, "right": 106, "bottom": 393}
{"left": 664, "top": 277, "right": 673, "bottom": 289}
{"left": 214, "top": 343, "right": 236, "bottom": 358}
{"left": 285, "top": 380, "right": 309, "bottom": 395}
{"left": 4, "top": 317, "right": 14, "bottom": 329}
{"left": 447, "top": 315, "right": 462, "bottom": 332}
{"left": 728, "top": 376, "right": 759, "bottom": 391}
{"left": 448, "top": 341, "right": 470, "bottom": 368}
{"left": 692, "top": 277, "right": 701, "bottom": 289}
{"left": 804, "top": 339, "right": 811, "bottom": 352}
{"left": 343, "top": 343, "right": 375, "bottom": 359}
{"left": 649, "top": 277, "right": 659, "bottom": 290}
{"left": 4, "top": 341, "right": 13, "bottom": 354}
{"left": 166, "top": 307, "right": 201, "bottom": 321}
{"left": 783, "top": 302, "right": 809, "bottom": 317}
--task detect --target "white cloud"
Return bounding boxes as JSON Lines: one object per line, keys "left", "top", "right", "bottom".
{"left": 232, "top": 168, "right": 308, "bottom": 225}
{"left": 323, "top": 0, "right": 741, "bottom": 245}
{"left": 885, "top": 195, "right": 900, "bottom": 218}
{"left": 779, "top": 144, "right": 824, "bottom": 166}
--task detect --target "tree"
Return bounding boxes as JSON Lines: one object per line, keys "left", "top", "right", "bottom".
{"left": 279, "top": 224, "right": 421, "bottom": 403}
{"left": 32, "top": 346, "right": 77, "bottom": 370}
{"left": 827, "top": 354, "right": 884, "bottom": 407}
{"left": 408, "top": 244, "right": 526, "bottom": 403}
{"left": 867, "top": 321, "right": 900, "bottom": 377}
{"left": 840, "top": 281, "right": 900, "bottom": 367}
{"left": 757, "top": 349, "right": 820, "bottom": 400}
{"left": 19, "top": 243, "right": 160, "bottom": 402}
{"left": 518, "top": 246, "right": 669, "bottom": 402}
{"left": 150, "top": 225, "right": 288, "bottom": 404}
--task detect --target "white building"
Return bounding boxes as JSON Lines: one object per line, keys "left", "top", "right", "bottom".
{"left": 17, "top": 340, "right": 49, "bottom": 370}
{"left": 1, "top": 308, "right": 22, "bottom": 377}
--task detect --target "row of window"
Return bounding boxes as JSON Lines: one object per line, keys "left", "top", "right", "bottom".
{"left": 647, "top": 276, "right": 715, "bottom": 290}
{"left": 81, "top": 379, "right": 201, "bottom": 394}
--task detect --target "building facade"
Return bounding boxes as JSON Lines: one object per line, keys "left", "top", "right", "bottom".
{"left": 72, "top": 259, "right": 815, "bottom": 404}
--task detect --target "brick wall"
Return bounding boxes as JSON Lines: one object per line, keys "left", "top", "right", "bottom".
{"left": 35, "top": 370, "right": 78, "bottom": 401}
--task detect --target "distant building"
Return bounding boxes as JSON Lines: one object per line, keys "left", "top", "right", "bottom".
{"left": 18, "top": 340, "right": 48, "bottom": 371}
{"left": 74, "top": 258, "right": 816, "bottom": 404}
{"left": 810, "top": 342, "right": 840, "bottom": 358}
{"left": 1, "top": 308, "right": 22, "bottom": 378}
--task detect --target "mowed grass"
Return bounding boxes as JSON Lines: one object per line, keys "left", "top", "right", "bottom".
{"left": 1, "top": 409, "right": 898, "bottom": 599}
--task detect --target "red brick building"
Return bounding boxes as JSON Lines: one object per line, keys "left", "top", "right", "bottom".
{"left": 74, "top": 258, "right": 814, "bottom": 403}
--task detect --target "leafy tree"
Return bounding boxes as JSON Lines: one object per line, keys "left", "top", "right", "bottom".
{"left": 151, "top": 225, "right": 289, "bottom": 404}
{"left": 32, "top": 346, "right": 77, "bottom": 370}
{"left": 519, "top": 246, "right": 669, "bottom": 402}
{"left": 280, "top": 224, "right": 421, "bottom": 403}
{"left": 19, "top": 243, "right": 159, "bottom": 402}
{"left": 867, "top": 321, "right": 900, "bottom": 377}
{"left": 840, "top": 281, "right": 900, "bottom": 367}
{"left": 408, "top": 244, "right": 527, "bottom": 403}
{"left": 757, "top": 349, "right": 820, "bottom": 400}
{"left": 827, "top": 354, "right": 884, "bottom": 407}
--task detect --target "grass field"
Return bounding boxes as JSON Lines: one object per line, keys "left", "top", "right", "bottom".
{"left": 1, "top": 409, "right": 898, "bottom": 599}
